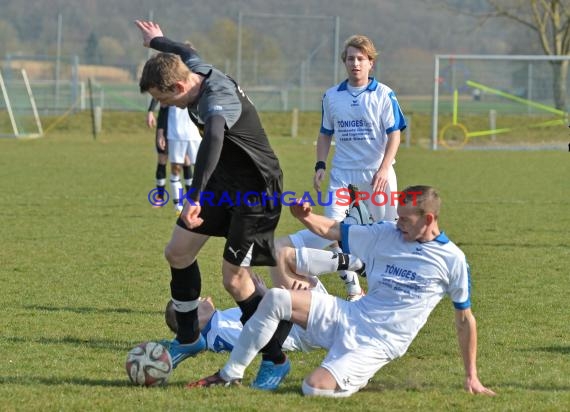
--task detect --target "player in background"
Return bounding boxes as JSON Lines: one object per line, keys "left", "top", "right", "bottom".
{"left": 135, "top": 20, "right": 290, "bottom": 390}
{"left": 271, "top": 35, "right": 407, "bottom": 301}
{"left": 188, "top": 186, "right": 496, "bottom": 399}
{"left": 146, "top": 98, "right": 199, "bottom": 213}
{"left": 156, "top": 104, "right": 202, "bottom": 216}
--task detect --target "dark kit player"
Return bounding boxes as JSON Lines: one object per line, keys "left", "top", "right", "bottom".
{"left": 135, "top": 20, "right": 291, "bottom": 390}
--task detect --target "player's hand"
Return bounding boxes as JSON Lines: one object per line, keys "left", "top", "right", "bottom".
{"left": 464, "top": 376, "right": 496, "bottom": 396}
{"left": 290, "top": 199, "right": 312, "bottom": 219}
{"left": 134, "top": 20, "right": 164, "bottom": 47}
{"left": 313, "top": 169, "right": 326, "bottom": 192}
{"left": 371, "top": 167, "right": 389, "bottom": 193}
{"left": 146, "top": 112, "right": 156, "bottom": 128}
{"left": 180, "top": 202, "right": 203, "bottom": 229}
{"left": 289, "top": 280, "right": 310, "bottom": 291}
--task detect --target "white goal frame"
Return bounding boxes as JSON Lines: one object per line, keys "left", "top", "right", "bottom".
{"left": 431, "top": 54, "right": 570, "bottom": 150}
{"left": 0, "top": 68, "right": 43, "bottom": 138}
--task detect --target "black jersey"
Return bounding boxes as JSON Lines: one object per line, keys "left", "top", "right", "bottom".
{"left": 150, "top": 37, "right": 282, "bottom": 198}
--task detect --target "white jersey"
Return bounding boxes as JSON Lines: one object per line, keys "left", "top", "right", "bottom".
{"left": 166, "top": 106, "right": 201, "bottom": 142}
{"left": 200, "top": 307, "right": 318, "bottom": 353}
{"left": 201, "top": 279, "right": 328, "bottom": 353}
{"left": 320, "top": 78, "right": 406, "bottom": 170}
{"left": 340, "top": 221, "right": 471, "bottom": 359}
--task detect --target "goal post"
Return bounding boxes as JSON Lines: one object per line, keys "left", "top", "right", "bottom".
{"left": 431, "top": 54, "right": 570, "bottom": 150}
{"left": 0, "top": 68, "right": 43, "bottom": 138}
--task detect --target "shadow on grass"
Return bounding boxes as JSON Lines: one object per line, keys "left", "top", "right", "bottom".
{"left": 531, "top": 345, "right": 570, "bottom": 355}
{"left": 3, "top": 335, "right": 142, "bottom": 351}
{"left": 0, "top": 375, "right": 134, "bottom": 387}
{"left": 23, "top": 305, "right": 162, "bottom": 315}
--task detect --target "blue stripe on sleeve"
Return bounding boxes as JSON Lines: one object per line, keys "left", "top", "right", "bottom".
{"left": 453, "top": 261, "right": 472, "bottom": 309}
{"left": 385, "top": 91, "right": 407, "bottom": 134}
{"left": 320, "top": 93, "right": 334, "bottom": 135}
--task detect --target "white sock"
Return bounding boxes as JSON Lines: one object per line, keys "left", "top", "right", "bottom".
{"left": 220, "top": 288, "right": 292, "bottom": 381}
{"left": 296, "top": 247, "right": 363, "bottom": 277}
{"left": 339, "top": 270, "right": 361, "bottom": 295}
{"left": 170, "top": 175, "right": 183, "bottom": 207}
{"left": 331, "top": 246, "right": 362, "bottom": 296}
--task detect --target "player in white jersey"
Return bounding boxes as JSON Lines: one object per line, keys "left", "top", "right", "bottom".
{"left": 188, "top": 185, "right": 496, "bottom": 398}
{"left": 272, "top": 34, "right": 407, "bottom": 300}
{"left": 157, "top": 105, "right": 202, "bottom": 215}
{"left": 146, "top": 99, "right": 192, "bottom": 207}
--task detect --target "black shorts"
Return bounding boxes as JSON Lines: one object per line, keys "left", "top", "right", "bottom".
{"left": 176, "top": 178, "right": 282, "bottom": 267}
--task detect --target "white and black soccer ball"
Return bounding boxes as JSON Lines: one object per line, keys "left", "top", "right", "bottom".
{"left": 125, "top": 341, "right": 172, "bottom": 387}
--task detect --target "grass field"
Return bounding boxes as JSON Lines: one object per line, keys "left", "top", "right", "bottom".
{"left": 0, "top": 111, "right": 569, "bottom": 411}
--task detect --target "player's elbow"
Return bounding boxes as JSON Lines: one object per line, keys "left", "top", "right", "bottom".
{"left": 454, "top": 309, "right": 475, "bottom": 331}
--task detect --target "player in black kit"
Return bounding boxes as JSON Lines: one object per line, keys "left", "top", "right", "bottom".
{"left": 136, "top": 20, "right": 291, "bottom": 390}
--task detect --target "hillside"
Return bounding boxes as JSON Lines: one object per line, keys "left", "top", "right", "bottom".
{"left": 0, "top": 0, "right": 542, "bottom": 104}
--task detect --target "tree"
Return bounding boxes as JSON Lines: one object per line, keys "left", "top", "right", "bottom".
{"left": 479, "top": 1, "right": 570, "bottom": 110}
{"left": 98, "top": 36, "right": 126, "bottom": 65}
{"left": 0, "top": 20, "right": 22, "bottom": 57}
{"left": 85, "top": 32, "right": 99, "bottom": 64}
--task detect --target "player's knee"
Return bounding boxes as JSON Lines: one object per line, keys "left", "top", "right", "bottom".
{"left": 171, "top": 164, "right": 182, "bottom": 174}
{"left": 276, "top": 244, "right": 295, "bottom": 269}
{"left": 164, "top": 243, "right": 175, "bottom": 264}
{"left": 222, "top": 274, "right": 242, "bottom": 295}
{"left": 274, "top": 235, "right": 293, "bottom": 254}
{"left": 164, "top": 242, "right": 189, "bottom": 267}
{"left": 259, "top": 288, "right": 292, "bottom": 321}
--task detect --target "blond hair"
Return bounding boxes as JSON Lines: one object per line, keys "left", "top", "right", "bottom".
{"left": 139, "top": 52, "right": 191, "bottom": 93}
{"left": 400, "top": 185, "right": 441, "bottom": 217}
{"left": 341, "top": 35, "right": 378, "bottom": 62}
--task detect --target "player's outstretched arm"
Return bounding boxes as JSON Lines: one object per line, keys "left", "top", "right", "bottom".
{"left": 134, "top": 20, "right": 164, "bottom": 47}
{"left": 455, "top": 308, "right": 496, "bottom": 396}
{"left": 290, "top": 200, "right": 341, "bottom": 241}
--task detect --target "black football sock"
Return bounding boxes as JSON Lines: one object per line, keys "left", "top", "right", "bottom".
{"left": 170, "top": 261, "right": 201, "bottom": 343}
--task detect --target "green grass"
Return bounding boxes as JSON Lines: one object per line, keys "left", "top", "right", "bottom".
{"left": 0, "top": 112, "right": 569, "bottom": 411}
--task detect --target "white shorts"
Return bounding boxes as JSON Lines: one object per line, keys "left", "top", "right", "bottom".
{"left": 283, "top": 277, "right": 328, "bottom": 353}
{"left": 326, "top": 167, "right": 398, "bottom": 222}
{"left": 168, "top": 139, "right": 201, "bottom": 164}
{"left": 289, "top": 166, "right": 397, "bottom": 250}
{"left": 302, "top": 291, "right": 392, "bottom": 394}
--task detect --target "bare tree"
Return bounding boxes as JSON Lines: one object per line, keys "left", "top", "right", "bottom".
{"left": 482, "top": 1, "right": 570, "bottom": 110}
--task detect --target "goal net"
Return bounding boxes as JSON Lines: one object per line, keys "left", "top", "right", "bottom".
{"left": 431, "top": 54, "right": 569, "bottom": 150}
{"left": 0, "top": 68, "right": 43, "bottom": 138}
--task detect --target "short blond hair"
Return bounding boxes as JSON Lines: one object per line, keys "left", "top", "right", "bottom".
{"left": 139, "top": 52, "right": 191, "bottom": 93}
{"left": 341, "top": 35, "right": 378, "bottom": 62}
{"left": 400, "top": 185, "right": 441, "bottom": 217}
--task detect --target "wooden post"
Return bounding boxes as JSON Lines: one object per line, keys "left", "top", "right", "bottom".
{"left": 291, "top": 108, "right": 299, "bottom": 138}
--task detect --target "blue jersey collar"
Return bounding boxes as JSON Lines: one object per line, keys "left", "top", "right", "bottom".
{"left": 337, "top": 77, "right": 378, "bottom": 92}
{"left": 434, "top": 231, "right": 449, "bottom": 244}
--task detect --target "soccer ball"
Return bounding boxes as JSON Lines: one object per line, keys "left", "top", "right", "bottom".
{"left": 125, "top": 341, "right": 173, "bottom": 387}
